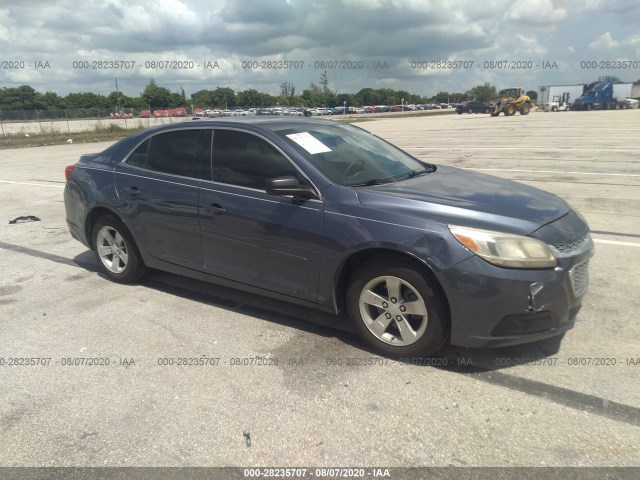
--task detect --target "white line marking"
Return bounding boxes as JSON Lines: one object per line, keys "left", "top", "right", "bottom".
{"left": 419, "top": 147, "right": 640, "bottom": 152}
{"left": 1, "top": 181, "right": 639, "bottom": 248}
{"left": 593, "top": 239, "right": 640, "bottom": 248}
{"left": 468, "top": 168, "right": 640, "bottom": 178}
{"left": 0, "top": 180, "right": 65, "bottom": 188}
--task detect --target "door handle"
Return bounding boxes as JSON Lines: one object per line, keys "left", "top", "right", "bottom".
{"left": 206, "top": 203, "right": 226, "bottom": 215}
{"left": 125, "top": 186, "right": 141, "bottom": 197}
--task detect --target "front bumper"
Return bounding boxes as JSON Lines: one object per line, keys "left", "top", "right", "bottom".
{"left": 439, "top": 243, "right": 592, "bottom": 348}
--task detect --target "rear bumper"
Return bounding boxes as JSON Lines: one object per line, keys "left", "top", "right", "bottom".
{"left": 64, "top": 184, "right": 91, "bottom": 249}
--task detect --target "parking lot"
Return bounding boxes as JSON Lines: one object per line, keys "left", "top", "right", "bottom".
{"left": 1, "top": 110, "right": 639, "bottom": 468}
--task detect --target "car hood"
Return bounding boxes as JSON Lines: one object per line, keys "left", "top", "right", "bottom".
{"left": 355, "top": 165, "right": 574, "bottom": 238}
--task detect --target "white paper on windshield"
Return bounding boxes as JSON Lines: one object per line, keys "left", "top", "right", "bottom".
{"left": 286, "top": 132, "right": 332, "bottom": 154}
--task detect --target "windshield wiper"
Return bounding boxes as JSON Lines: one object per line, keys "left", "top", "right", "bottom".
{"left": 401, "top": 165, "right": 436, "bottom": 181}
{"left": 351, "top": 178, "right": 390, "bottom": 187}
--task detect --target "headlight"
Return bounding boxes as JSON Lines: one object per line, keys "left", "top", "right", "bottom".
{"left": 448, "top": 225, "right": 556, "bottom": 269}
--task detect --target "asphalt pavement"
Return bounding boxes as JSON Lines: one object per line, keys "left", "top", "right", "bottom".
{"left": 0, "top": 110, "right": 638, "bottom": 468}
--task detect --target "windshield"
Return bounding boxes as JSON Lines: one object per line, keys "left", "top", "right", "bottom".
{"left": 500, "top": 89, "right": 522, "bottom": 98}
{"left": 274, "top": 123, "right": 434, "bottom": 186}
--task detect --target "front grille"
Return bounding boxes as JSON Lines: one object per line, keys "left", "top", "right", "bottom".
{"left": 555, "top": 234, "right": 588, "bottom": 253}
{"left": 569, "top": 259, "right": 589, "bottom": 297}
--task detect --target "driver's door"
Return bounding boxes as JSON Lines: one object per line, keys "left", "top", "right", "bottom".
{"left": 198, "top": 129, "right": 324, "bottom": 301}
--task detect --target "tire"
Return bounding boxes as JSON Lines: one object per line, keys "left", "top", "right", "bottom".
{"left": 519, "top": 103, "right": 530, "bottom": 115}
{"left": 504, "top": 104, "right": 516, "bottom": 116}
{"left": 457, "top": 111, "right": 462, "bottom": 115}
{"left": 490, "top": 112, "right": 500, "bottom": 117}
{"left": 346, "top": 257, "right": 447, "bottom": 358}
{"left": 552, "top": 106, "right": 557, "bottom": 112}
{"left": 92, "top": 214, "right": 146, "bottom": 283}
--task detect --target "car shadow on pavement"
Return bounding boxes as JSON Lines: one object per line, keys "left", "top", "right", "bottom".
{"left": 73, "top": 250, "right": 368, "bottom": 349}
{"left": 74, "top": 251, "right": 566, "bottom": 373}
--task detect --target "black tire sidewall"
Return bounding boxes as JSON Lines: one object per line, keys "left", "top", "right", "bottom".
{"left": 346, "top": 258, "right": 447, "bottom": 358}
{"left": 92, "top": 214, "right": 145, "bottom": 283}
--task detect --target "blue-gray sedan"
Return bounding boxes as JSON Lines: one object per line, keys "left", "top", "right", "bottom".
{"left": 64, "top": 118, "right": 593, "bottom": 358}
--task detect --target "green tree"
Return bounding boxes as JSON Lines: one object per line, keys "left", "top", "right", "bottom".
{"left": 354, "top": 88, "right": 377, "bottom": 105}
{"left": 141, "top": 79, "right": 173, "bottom": 107}
{"left": 64, "top": 92, "right": 110, "bottom": 109}
{"left": 319, "top": 71, "right": 330, "bottom": 93}
{"left": 210, "top": 87, "right": 236, "bottom": 109}
{"left": 0, "top": 85, "right": 38, "bottom": 109}
{"left": 237, "top": 89, "right": 266, "bottom": 107}
{"left": 191, "top": 89, "right": 215, "bottom": 107}
{"left": 279, "top": 82, "right": 296, "bottom": 98}
{"left": 466, "top": 82, "right": 497, "bottom": 102}
{"left": 434, "top": 91, "right": 451, "bottom": 104}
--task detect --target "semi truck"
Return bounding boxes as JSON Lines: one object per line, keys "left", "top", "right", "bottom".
{"left": 572, "top": 82, "right": 634, "bottom": 110}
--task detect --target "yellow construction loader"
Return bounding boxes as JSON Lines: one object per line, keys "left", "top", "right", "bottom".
{"left": 489, "top": 87, "right": 531, "bottom": 116}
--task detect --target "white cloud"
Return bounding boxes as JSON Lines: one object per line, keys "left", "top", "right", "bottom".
{"left": 507, "top": 0, "right": 567, "bottom": 25}
{"left": 0, "top": 0, "right": 637, "bottom": 96}
{"left": 589, "top": 32, "right": 640, "bottom": 54}
{"left": 514, "top": 34, "right": 548, "bottom": 56}
{"left": 588, "top": 32, "right": 620, "bottom": 50}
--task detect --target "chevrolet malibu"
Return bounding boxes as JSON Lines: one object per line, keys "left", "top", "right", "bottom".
{"left": 64, "top": 118, "right": 593, "bottom": 358}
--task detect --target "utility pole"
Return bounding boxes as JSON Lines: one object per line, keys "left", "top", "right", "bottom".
{"left": 114, "top": 76, "right": 120, "bottom": 114}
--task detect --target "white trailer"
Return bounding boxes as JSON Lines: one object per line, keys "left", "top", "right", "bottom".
{"left": 612, "top": 83, "right": 633, "bottom": 101}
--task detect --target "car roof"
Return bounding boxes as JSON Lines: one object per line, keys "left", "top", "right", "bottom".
{"left": 142, "top": 117, "right": 336, "bottom": 135}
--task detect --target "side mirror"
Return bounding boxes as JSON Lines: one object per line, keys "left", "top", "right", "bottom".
{"left": 266, "top": 176, "right": 317, "bottom": 199}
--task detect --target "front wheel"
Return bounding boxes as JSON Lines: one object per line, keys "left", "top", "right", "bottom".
{"left": 92, "top": 214, "right": 147, "bottom": 283}
{"left": 504, "top": 104, "right": 516, "bottom": 116}
{"left": 346, "top": 257, "right": 447, "bottom": 358}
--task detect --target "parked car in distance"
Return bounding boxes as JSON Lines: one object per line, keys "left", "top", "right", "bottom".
{"left": 64, "top": 118, "right": 593, "bottom": 358}
{"left": 456, "top": 101, "right": 491, "bottom": 114}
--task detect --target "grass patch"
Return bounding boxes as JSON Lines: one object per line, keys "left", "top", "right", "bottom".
{"left": 0, "top": 124, "right": 147, "bottom": 149}
{"left": 328, "top": 109, "right": 458, "bottom": 123}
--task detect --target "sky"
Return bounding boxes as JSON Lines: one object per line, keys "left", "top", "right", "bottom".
{"left": 1, "top": 0, "right": 639, "bottom": 98}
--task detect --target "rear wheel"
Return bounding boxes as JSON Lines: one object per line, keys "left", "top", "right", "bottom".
{"left": 92, "top": 214, "right": 146, "bottom": 283}
{"left": 346, "top": 257, "right": 447, "bottom": 358}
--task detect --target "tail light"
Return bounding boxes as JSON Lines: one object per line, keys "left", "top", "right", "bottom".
{"left": 64, "top": 164, "right": 77, "bottom": 181}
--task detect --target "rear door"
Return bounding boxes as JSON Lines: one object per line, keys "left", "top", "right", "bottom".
{"left": 114, "top": 128, "right": 211, "bottom": 271}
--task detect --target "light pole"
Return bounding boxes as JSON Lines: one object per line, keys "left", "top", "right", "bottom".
{"left": 401, "top": 98, "right": 404, "bottom": 114}
{"left": 114, "top": 76, "right": 120, "bottom": 114}
{"left": 343, "top": 100, "right": 346, "bottom": 115}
